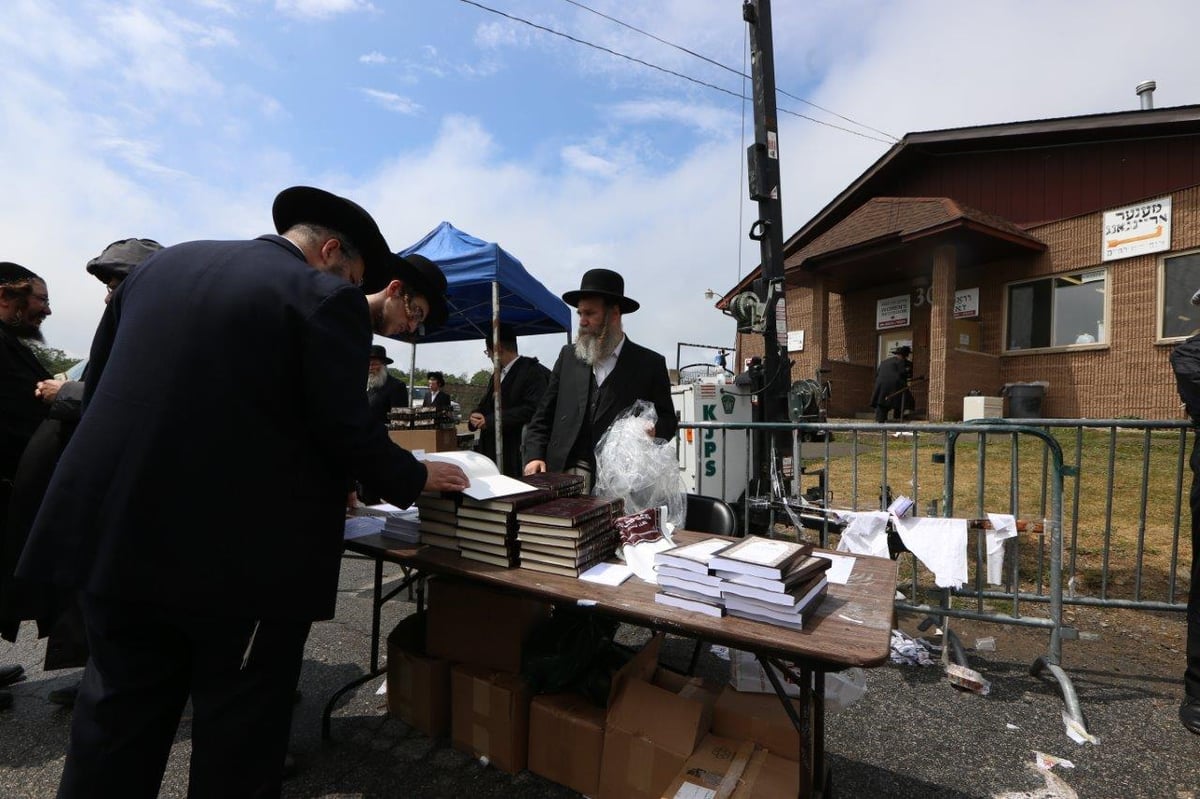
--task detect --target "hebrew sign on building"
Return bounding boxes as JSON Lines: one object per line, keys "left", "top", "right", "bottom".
{"left": 1102, "top": 196, "right": 1171, "bottom": 262}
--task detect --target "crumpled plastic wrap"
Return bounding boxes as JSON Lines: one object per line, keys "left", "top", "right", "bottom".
{"left": 594, "top": 400, "right": 686, "bottom": 527}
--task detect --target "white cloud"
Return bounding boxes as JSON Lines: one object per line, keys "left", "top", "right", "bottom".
{"left": 560, "top": 145, "right": 619, "bottom": 178}
{"left": 360, "top": 88, "right": 421, "bottom": 114}
{"left": 275, "top": 0, "right": 375, "bottom": 19}
{"left": 359, "top": 50, "right": 393, "bottom": 65}
{"left": 609, "top": 98, "right": 740, "bottom": 137}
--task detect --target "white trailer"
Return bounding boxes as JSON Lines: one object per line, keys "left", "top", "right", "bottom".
{"left": 671, "top": 378, "right": 752, "bottom": 504}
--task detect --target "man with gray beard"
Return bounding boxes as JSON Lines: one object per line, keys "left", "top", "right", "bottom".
{"left": 366, "top": 344, "right": 408, "bottom": 425}
{"left": 523, "top": 268, "right": 677, "bottom": 492}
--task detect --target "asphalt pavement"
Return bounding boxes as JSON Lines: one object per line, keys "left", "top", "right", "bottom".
{"left": 1, "top": 554, "right": 1197, "bottom": 798}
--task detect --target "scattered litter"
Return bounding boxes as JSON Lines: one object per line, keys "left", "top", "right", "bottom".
{"left": 1033, "top": 751, "right": 1075, "bottom": 771}
{"left": 825, "top": 668, "right": 868, "bottom": 713}
{"left": 709, "top": 645, "right": 729, "bottom": 661}
{"left": 889, "top": 629, "right": 937, "bottom": 666}
{"left": 375, "top": 678, "right": 388, "bottom": 696}
{"left": 1006, "top": 723, "right": 1020, "bottom": 731}
{"left": 946, "top": 662, "right": 991, "bottom": 695}
{"left": 975, "top": 636, "right": 996, "bottom": 651}
{"left": 1078, "top": 631, "right": 1100, "bottom": 641}
{"left": 838, "top": 614, "right": 864, "bottom": 625}
{"left": 1061, "top": 711, "right": 1100, "bottom": 745}
{"left": 890, "top": 431, "right": 915, "bottom": 438}
{"left": 894, "top": 590, "right": 907, "bottom": 601}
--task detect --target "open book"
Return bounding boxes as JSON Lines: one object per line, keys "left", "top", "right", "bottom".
{"left": 416, "top": 450, "right": 537, "bottom": 501}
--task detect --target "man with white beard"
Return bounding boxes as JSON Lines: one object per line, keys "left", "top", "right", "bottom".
{"left": 523, "top": 268, "right": 677, "bottom": 492}
{"left": 366, "top": 344, "right": 408, "bottom": 426}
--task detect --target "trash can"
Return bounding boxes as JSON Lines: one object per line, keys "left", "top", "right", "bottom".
{"left": 1003, "top": 382, "right": 1046, "bottom": 419}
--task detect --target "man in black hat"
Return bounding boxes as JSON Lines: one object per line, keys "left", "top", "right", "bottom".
{"left": 366, "top": 344, "right": 407, "bottom": 425}
{"left": 365, "top": 252, "right": 449, "bottom": 340}
{"left": 423, "top": 371, "right": 453, "bottom": 411}
{"left": 870, "top": 344, "right": 914, "bottom": 423}
{"left": 0, "top": 261, "right": 53, "bottom": 711}
{"left": 16, "top": 186, "right": 468, "bottom": 797}
{"left": 523, "top": 268, "right": 677, "bottom": 492}
{"left": 469, "top": 324, "right": 551, "bottom": 477}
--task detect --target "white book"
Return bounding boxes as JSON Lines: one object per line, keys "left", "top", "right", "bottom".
{"left": 707, "top": 536, "right": 811, "bottom": 580}
{"left": 653, "top": 538, "right": 733, "bottom": 574}
{"left": 654, "top": 592, "right": 724, "bottom": 618}
{"left": 722, "top": 577, "right": 829, "bottom": 609}
{"left": 724, "top": 582, "right": 828, "bottom": 619}
{"left": 658, "top": 574, "right": 724, "bottom": 599}
{"left": 726, "top": 606, "right": 804, "bottom": 630}
{"left": 656, "top": 564, "right": 724, "bottom": 587}
{"left": 417, "top": 450, "right": 537, "bottom": 500}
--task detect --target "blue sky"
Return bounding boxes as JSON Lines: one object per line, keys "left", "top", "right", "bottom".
{"left": 4, "top": 0, "right": 1200, "bottom": 378}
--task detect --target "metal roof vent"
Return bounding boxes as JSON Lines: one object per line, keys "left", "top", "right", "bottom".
{"left": 1136, "top": 80, "right": 1157, "bottom": 110}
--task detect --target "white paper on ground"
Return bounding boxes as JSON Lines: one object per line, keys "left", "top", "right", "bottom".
{"left": 892, "top": 515, "right": 968, "bottom": 589}
{"left": 836, "top": 511, "right": 890, "bottom": 558}
{"left": 343, "top": 516, "right": 384, "bottom": 540}
{"left": 578, "top": 561, "right": 633, "bottom": 586}
{"left": 1062, "top": 710, "right": 1100, "bottom": 744}
{"left": 985, "top": 513, "right": 1019, "bottom": 585}
{"left": 823, "top": 553, "right": 856, "bottom": 585}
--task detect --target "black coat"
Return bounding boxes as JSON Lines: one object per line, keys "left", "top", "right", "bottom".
{"left": 16, "top": 235, "right": 428, "bottom": 622}
{"left": 423, "top": 391, "right": 452, "bottom": 411}
{"left": 523, "top": 338, "right": 678, "bottom": 474}
{"left": 367, "top": 374, "right": 408, "bottom": 425}
{"left": 870, "top": 355, "right": 913, "bottom": 410}
{"left": 471, "top": 356, "right": 551, "bottom": 477}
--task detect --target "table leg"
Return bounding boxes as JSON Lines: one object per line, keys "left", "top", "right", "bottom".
{"left": 760, "top": 655, "right": 828, "bottom": 799}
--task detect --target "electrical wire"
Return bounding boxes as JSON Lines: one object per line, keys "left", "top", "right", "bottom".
{"left": 558, "top": 0, "right": 899, "bottom": 143}
{"left": 458, "top": 0, "right": 896, "bottom": 146}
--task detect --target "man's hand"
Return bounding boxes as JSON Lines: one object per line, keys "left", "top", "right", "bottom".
{"left": 423, "top": 461, "right": 470, "bottom": 493}
{"left": 35, "top": 379, "right": 64, "bottom": 404}
{"left": 523, "top": 459, "right": 547, "bottom": 476}
{"left": 468, "top": 411, "right": 487, "bottom": 431}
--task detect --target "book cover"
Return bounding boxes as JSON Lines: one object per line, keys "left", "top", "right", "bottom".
{"left": 418, "top": 519, "right": 457, "bottom": 537}
{"left": 415, "top": 494, "right": 458, "bottom": 513}
{"left": 713, "top": 554, "right": 831, "bottom": 593}
{"left": 519, "top": 550, "right": 614, "bottom": 578}
{"left": 654, "top": 592, "right": 724, "bottom": 618}
{"left": 653, "top": 538, "right": 734, "bottom": 574}
{"left": 419, "top": 507, "right": 459, "bottom": 526}
{"left": 655, "top": 564, "right": 724, "bottom": 588}
{"left": 657, "top": 574, "right": 723, "bottom": 600}
{"left": 721, "top": 575, "right": 829, "bottom": 610}
{"left": 614, "top": 507, "right": 666, "bottom": 547}
{"left": 725, "top": 584, "right": 828, "bottom": 626}
{"left": 456, "top": 506, "right": 510, "bottom": 524}
{"left": 726, "top": 606, "right": 804, "bottom": 630}
{"left": 519, "top": 531, "right": 617, "bottom": 565}
{"left": 462, "top": 487, "right": 554, "bottom": 513}
{"left": 457, "top": 539, "right": 512, "bottom": 559}
{"left": 459, "top": 549, "right": 515, "bottom": 568}
{"left": 455, "top": 528, "right": 511, "bottom": 548}
{"left": 516, "top": 496, "right": 622, "bottom": 528}
{"left": 454, "top": 516, "right": 510, "bottom": 536}
{"left": 707, "top": 536, "right": 813, "bottom": 579}
{"left": 517, "top": 523, "right": 614, "bottom": 551}
{"left": 420, "top": 531, "right": 458, "bottom": 550}
{"left": 521, "top": 471, "right": 586, "bottom": 497}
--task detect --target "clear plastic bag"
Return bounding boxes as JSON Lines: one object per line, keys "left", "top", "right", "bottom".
{"left": 594, "top": 400, "right": 686, "bottom": 527}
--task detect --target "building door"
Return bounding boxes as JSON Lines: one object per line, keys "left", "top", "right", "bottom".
{"left": 878, "top": 330, "right": 912, "bottom": 364}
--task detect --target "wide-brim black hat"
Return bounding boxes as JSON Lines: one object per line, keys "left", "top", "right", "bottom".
{"left": 561, "top": 268, "right": 639, "bottom": 314}
{"left": 368, "top": 344, "right": 393, "bottom": 364}
{"left": 393, "top": 253, "right": 449, "bottom": 332}
{"left": 892, "top": 345, "right": 912, "bottom": 356}
{"left": 272, "top": 186, "right": 391, "bottom": 293}
{"left": 86, "top": 238, "right": 164, "bottom": 284}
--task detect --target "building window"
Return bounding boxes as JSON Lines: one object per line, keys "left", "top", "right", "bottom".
{"left": 1161, "top": 251, "right": 1200, "bottom": 340}
{"left": 1005, "top": 269, "right": 1107, "bottom": 351}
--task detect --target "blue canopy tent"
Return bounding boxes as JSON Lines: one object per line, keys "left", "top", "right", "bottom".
{"left": 395, "top": 221, "right": 571, "bottom": 469}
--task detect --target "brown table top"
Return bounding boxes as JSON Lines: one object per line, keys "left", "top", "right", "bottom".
{"left": 345, "top": 530, "right": 897, "bottom": 669}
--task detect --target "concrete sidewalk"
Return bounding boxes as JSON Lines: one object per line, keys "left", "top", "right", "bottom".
{"left": 1, "top": 555, "right": 1196, "bottom": 798}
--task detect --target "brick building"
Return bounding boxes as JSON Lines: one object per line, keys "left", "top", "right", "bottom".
{"left": 730, "top": 101, "right": 1200, "bottom": 420}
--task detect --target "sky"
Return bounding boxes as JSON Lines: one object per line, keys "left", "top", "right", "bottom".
{"left": 4, "top": 0, "right": 1200, "bottom": 382}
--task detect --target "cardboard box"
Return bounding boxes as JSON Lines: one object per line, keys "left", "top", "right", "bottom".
{"left": 963, "top": 395, "right": 1004, "bottom": 421}
{"left": 732, "top": 747, "right": 799, "bottom": 798}
{"left": 712, "top": 684, "right": 804, "bottom": 761}
{"left": 728, "top": 648, "right": 803, "bottom": 698}
{"left": 598, "top": 636, "right": 719, "bottom": 799}
{"left": 425, "top": 578, "right": 551, "bottom": 673}
{"left": 528, "top": 693, "right": 606, "bottom": 796}
{"left": 385, "top": 612, "right": 451, "bottom": 737}
{"left": 658, "top": 734, "right": 756, "bottom": 798}
{"left": 388, "top": 428, "right": 458, "bottom": 453}
{"left": 450, "top": 664, "right": 531, "bottom": 774}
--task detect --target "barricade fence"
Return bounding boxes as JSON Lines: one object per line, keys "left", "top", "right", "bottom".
{"left": 679, "top": 417, "right": 1194, "bottom": 737}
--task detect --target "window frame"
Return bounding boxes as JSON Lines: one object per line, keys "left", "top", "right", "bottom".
{"left": 1002, "top": 267, "right": 1110, "bottom": 354}
{"left": 1157, "top": 248, "right": 1200, "bottom": 343}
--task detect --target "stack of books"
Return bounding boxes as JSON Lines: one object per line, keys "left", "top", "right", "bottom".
{"left": 710, "top": 536, "right": 832, "bottom": 630}
{"left": 456, "top": 473, "right": 586, "bottom": 568}
{"left": 362, "top": 505, "right": 420, "bottom": 543}
{"left": 652, "top": 538, "right": 737, "bottom": 617}
{"left": 515, "top": 495, "right": 624, "bottom": 577}
{"left": 415, "top": 493, "right": 458, "bottom": 551}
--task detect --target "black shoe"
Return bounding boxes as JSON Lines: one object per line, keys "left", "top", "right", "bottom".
{"left": 47, "top": 683, "right": 79, "bottom": 708}
{"left": 1181, "top": 696, "right": 1200, "bottom": 735}
{"left": 0, "top": 664, "right": 24, "bottom": 688}
{"left": 0, "top": 690, "right": 11, "bottom": 712}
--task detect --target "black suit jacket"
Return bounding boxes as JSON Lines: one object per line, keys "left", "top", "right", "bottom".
{"left": 524, "top": 337, "right": 678, "bottom": 474}
{"left": 423, "top": 391, "right": 452, "bottom": 411}
{"left": 367, "top": 374, "right": 408, "bottom": 425}
{"left": 0, "top": 328, "right": 51, "bottom": 480}
{"left": 17, "top": 235, "right": 428, "bottom": 622}
{"left": 471, "top": 356, "right": 550, "bottom": 477}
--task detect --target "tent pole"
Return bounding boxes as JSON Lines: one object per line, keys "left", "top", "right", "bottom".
{"left": 491, "top": 280, "right": 503, "bottom": 471}
{"left": 409, "top": 343, "right": 417, "bottom": 405}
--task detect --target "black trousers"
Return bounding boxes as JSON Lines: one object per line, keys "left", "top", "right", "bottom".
{"left": 59, "top": 593, "right": 311, "bottom": 799}
{"left": 1187, "top": 433, "right": 1200, "bottom": 699}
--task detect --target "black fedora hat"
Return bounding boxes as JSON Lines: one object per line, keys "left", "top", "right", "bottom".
{"left": 272, "top": 186, "right": 391, "bottom": 293}
{"left": 892, "top": 345, "right": 912, "bottom": 356}
{"left": 86, "top": 238, "right": 164, "bottom": 284}
{"left": 0, "top": 262, "right": 38, "bottom": 284}
{"left": 393, "top": 253, "right": 449, "bottom": 332}
{"left": 561, "top": 268, "right": 639, "bottom": 314}
{"left": 368, "top": 344, "right": 393, "bottom": 364}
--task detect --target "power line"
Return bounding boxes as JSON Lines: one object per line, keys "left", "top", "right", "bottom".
{"left": 558, "top": 0, "right": 899, "bottom": 143}
{"left": 457, "top": 0, "right": 896, "bottom": 146}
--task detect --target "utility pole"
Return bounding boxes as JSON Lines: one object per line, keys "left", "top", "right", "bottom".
{"left": 744, "top": 0, "right": 791, "bottom": 484}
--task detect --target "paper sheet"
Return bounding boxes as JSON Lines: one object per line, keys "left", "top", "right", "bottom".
{"left": 892, "top": 515, "right": 968, "bottom": 589}
{"left": 416, "top": 450, "right": 536, "bottom": 499}
{"left": 836, "top": 511, "right": 891, "bottom": 558}
{"left": 578, "top": 561, "right": 633, "bottom": 586}
{"left": 343, "top": 516, "right": 384, "bottom": 540}
{"left": 823, "top": 553, "right": 856, "bottom": 585}
{"left": 985, "top": 513, "right": 1019, "bottom": 585}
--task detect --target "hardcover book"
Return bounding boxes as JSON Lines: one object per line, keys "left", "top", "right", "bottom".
{"left": 516, "top": 496, "right": 622, "bottom": 528}
{"left": 456, "top": 506, "right": 510, "bottom": 525}
{"left": 707, "top": 536, "right": 813, "bottom": 580}
{"left": 519, "top": 549, "right": 615, "bottom": 578}
{"left": 653, "top": 538, "right": 734, "bottom": 574}
{"left": 721, "top": 575, "right": 829, "bottom": 610}
{"left": 655, "top": 564, "right": 724, "bottom": 588}
{"left": 657, "top": 574, "right": 724, "bottom": 600}
{"left": 654, "top": 592, "right": 724, "bottom": 618}
{"left": 724, "top": 583, "right": 828, "bottom": 628}
{"left": 455, "top": 516, "right": 510, "bottom": 536}
{"left": 516, "top": 515, "right": 615, "bottom": 540}
{"left": 713, "top": 554, "right": 831, "bottom": 593}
